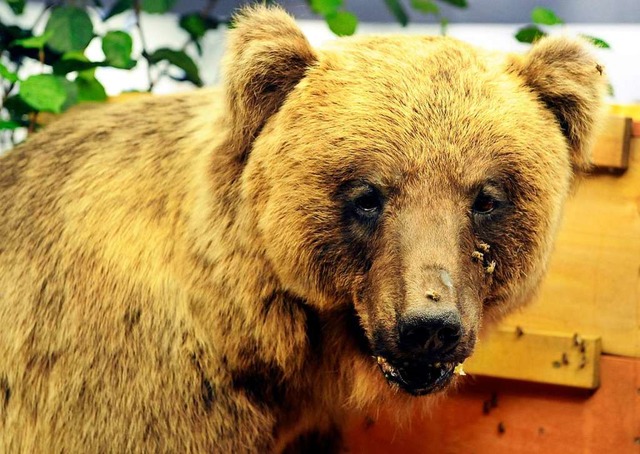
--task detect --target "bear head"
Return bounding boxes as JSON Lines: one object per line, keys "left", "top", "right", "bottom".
{"left": 225, "top": 6, "right": 606, "bottom": 396}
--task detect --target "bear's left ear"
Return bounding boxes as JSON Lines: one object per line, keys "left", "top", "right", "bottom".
{"left": 222, "top": 6, "right": 317, "bottom": 159}
{"left": 510, "top": 36, "right": 607, "bottom": 172}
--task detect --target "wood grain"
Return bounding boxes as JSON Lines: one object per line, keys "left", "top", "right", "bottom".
{"left": 503, "top": 136, "right": 640, "bottom": 358}
{"left": 590, "top": 115, "right": 632, "bottom": 170}
{"left": 463, "top": 327, "right": 601, "bottom": 389}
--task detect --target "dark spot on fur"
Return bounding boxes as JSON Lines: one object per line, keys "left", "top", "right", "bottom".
{"left": 201, "top": 378, "right": 215, "bottom": 412}
{"left": 148, "top": 196, "right": 168, "bottom": 221}
{"left": 363, "top": 416, "right": 376, "bottom": 429}
{"left": 188, "top": 346, "right": 217, "bottom": 413}
{"left": 302, "top": 304, "right": 322, "bottom": 355}
{"left": 283, "top": 426, "right": 342, "bottom": 454}
{"left": 261, "top": 291, "right": 279, "bottom": 316}
{"left": 262, "top": 82, "right": 279, "bottom": 94}
{"left": 231, "top": 361, "right": 285, "bottom": 408}
{"left": 25, "top": 351, "right": 60, "bottom": 375}
{"left": 345, "top": 304, "right": 372, "bottom": 355}
{"left": 124, "top": 308, "right": 142, "bottom": 331}
{"left": 0, "top": 375, "right": 10, "bottom": 409}
{"left": 38, "top": 279, "right": 48, "bottom": 299}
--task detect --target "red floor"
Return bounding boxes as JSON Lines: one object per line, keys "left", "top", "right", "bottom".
{"left": 346, "top": 355, "right": 640, "bottom": 453}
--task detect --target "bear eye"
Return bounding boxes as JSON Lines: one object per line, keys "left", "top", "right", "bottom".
{"left": 471, "top": 184, "right": 506, "bottom": 217}
{"left": 352, "top": 185, "right": 384, "bottom": 219}
{"left": 472, "top": 192, "right": 497, "bottom": 215}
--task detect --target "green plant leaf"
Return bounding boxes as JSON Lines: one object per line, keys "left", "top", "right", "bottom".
{"left": 141, "top": 0, "right": 176, "bottom": 14}
{"left": 0, "top": 61, "right": 19, "bottom": 83}
{"left": 515, "top": 25, "right": 546, "bottom": 44}
{"left": 45, "top": 7, "right": 95, "bottom": 53}
{"left": 5, "top": 0, "right": 26, "bottom": 15}
{"left": 310, "top": 0, "right": 341, "bottom": 15}
{"left": 53, "top": 51, "right": 101, "bottom": 79}
{"left": 4, "top": 95, "right": 34, "bottom": 118}
{"left": 0, "top": 23, "right": 29, "bottom": 53}
{"left": 19, "top": 74, "right": 68, "bottom": 113}
{"left": 325, "top": 11, "right": 357, "bottom": 36}
{"left": 60, "top": 77, "right": 79, "bottom": 111}
{"left": 104, "top": 0, "right": 132, "bottom": 20}
{"left": 194, "top": 39, "right": 203, "bottom": 56}
{"left": 438, "top": 0, "right": 467, "bottom": 7}
{"left": 52, "top": 58, "right": 104, "bottom": 75}
{"left": 102, "top": 30, "right": 135, "bottom": 69}
{"left": 146, "top": 48, "right": 202, "bottom": 86}
{"left": 12, "top": 30, "right": 54, "bottom": 49}
{"left": 0, "top": 120, "right": 23, "bottom": 130}
{"left": 411, "top": 0, "right": 439, "bottom": 14}
{"left": 75, "top": 77, "right": 108, "bottom": 102}
{"left": 179, "top": 13, "right": 219, "bottom": 39}
{"left": 531, "top": 7, "right": 563, "bottom": 25}
{"left": 384, "top": 0, "right": 408, "bottom": 26}
{"left": 580, "top": 34, "right": 611, "bottom": 49}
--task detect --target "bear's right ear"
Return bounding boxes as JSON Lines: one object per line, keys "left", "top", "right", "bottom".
{"left": 222, "top": 6, "right": 317, "bottom": 159}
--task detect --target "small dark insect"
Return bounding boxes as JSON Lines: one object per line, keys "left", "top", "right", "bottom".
{"left": 363, "top": 416, "right": 375, "bottom": 430}
{"left": 596, "top": 64, "right": 603, "bottom": 75}
{"left": 573, "top": 333, "right": 582, "bottom": 347}
{"left": 579, "top": 341, "right": 586, "bottom": 354}
{"left": 515, "top": 326, "right": 524, "bottom": 338}
{"left": 490, "top": 392, "right": 498, "bottom": 408}
{"left": 578, "top": 356, "right": 587, "bottom": 369}
{"left": 482, "top": 400, "right": 491, "bottom": 415}
{"left": 497, "top": 422, "right": 506, "bottom": 434}
{"left": 562, "top": 352, "right": 569, "bottom": 365}
{"left": 552, "top": 360, "right": 562, "bottom": 368}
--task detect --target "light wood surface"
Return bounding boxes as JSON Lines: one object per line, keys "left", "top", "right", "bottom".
{"left": 590, "top": 115, "right": 632, "bottom": 170}
{"left": 464, "top": 327, "right": 601, "bottom": 389}
{"left": 503, "top": 135, "right": 640, "bottom": 358}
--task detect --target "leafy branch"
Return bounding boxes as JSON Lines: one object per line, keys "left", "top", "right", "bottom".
{"left": 0, "top": 0, "right": 222, "bottom": 147}
{"left": 516, "top": 6, "right": 611, "bottom": 48}
{"left": 307, "top": 0, "right": 468, "bottom": 36}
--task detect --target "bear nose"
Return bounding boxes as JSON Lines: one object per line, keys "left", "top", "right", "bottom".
{"left": 398, "top": 310, "right": 462, "bottom": 356}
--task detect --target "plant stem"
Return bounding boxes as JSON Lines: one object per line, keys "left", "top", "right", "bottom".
{"left": 28, "top": 112, "right": 38, "bottom": 134}
{"left": 153, "top": 0, "right": 219, "bottom": 87}
{"left": 133, "top": 0, "right": 154, "bottom": 92}
{"left": 31, "top": 1, "right": 56, "bottom": 32}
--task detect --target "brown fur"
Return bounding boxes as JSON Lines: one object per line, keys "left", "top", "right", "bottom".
{"left": 0, "top": 6, "right": 606, "bottom": 452}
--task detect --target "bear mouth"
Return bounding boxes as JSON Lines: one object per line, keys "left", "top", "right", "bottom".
{"left": 375, "top": 356, "right": 459, "bottom": 396}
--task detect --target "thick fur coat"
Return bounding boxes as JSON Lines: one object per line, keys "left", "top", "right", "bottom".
{"left": 0, "top": 6, "right": 606, "bottom": 452}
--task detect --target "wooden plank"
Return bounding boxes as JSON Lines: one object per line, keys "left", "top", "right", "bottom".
{"left": 590, "top": 115, "right": 632, "bottom": 170}
{"left": 503, "top": 136, "right": 640, "bottom": 358}
{"left": 463, "top": 327, "right": 601, "bottom": 389}
{"left": 345, "top": 355, "right": 640, "bottom": 454}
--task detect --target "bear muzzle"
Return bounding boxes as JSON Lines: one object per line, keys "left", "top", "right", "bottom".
{"left": 372, "top": 306, "right": 476, "bottom": 396}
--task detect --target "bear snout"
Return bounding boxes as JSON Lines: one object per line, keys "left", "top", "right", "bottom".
{"left": 397, "top": 309, "right": 462, "bottom": 357}
{"left": 371, "top": 306, "right": 476, "bottom": 396}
